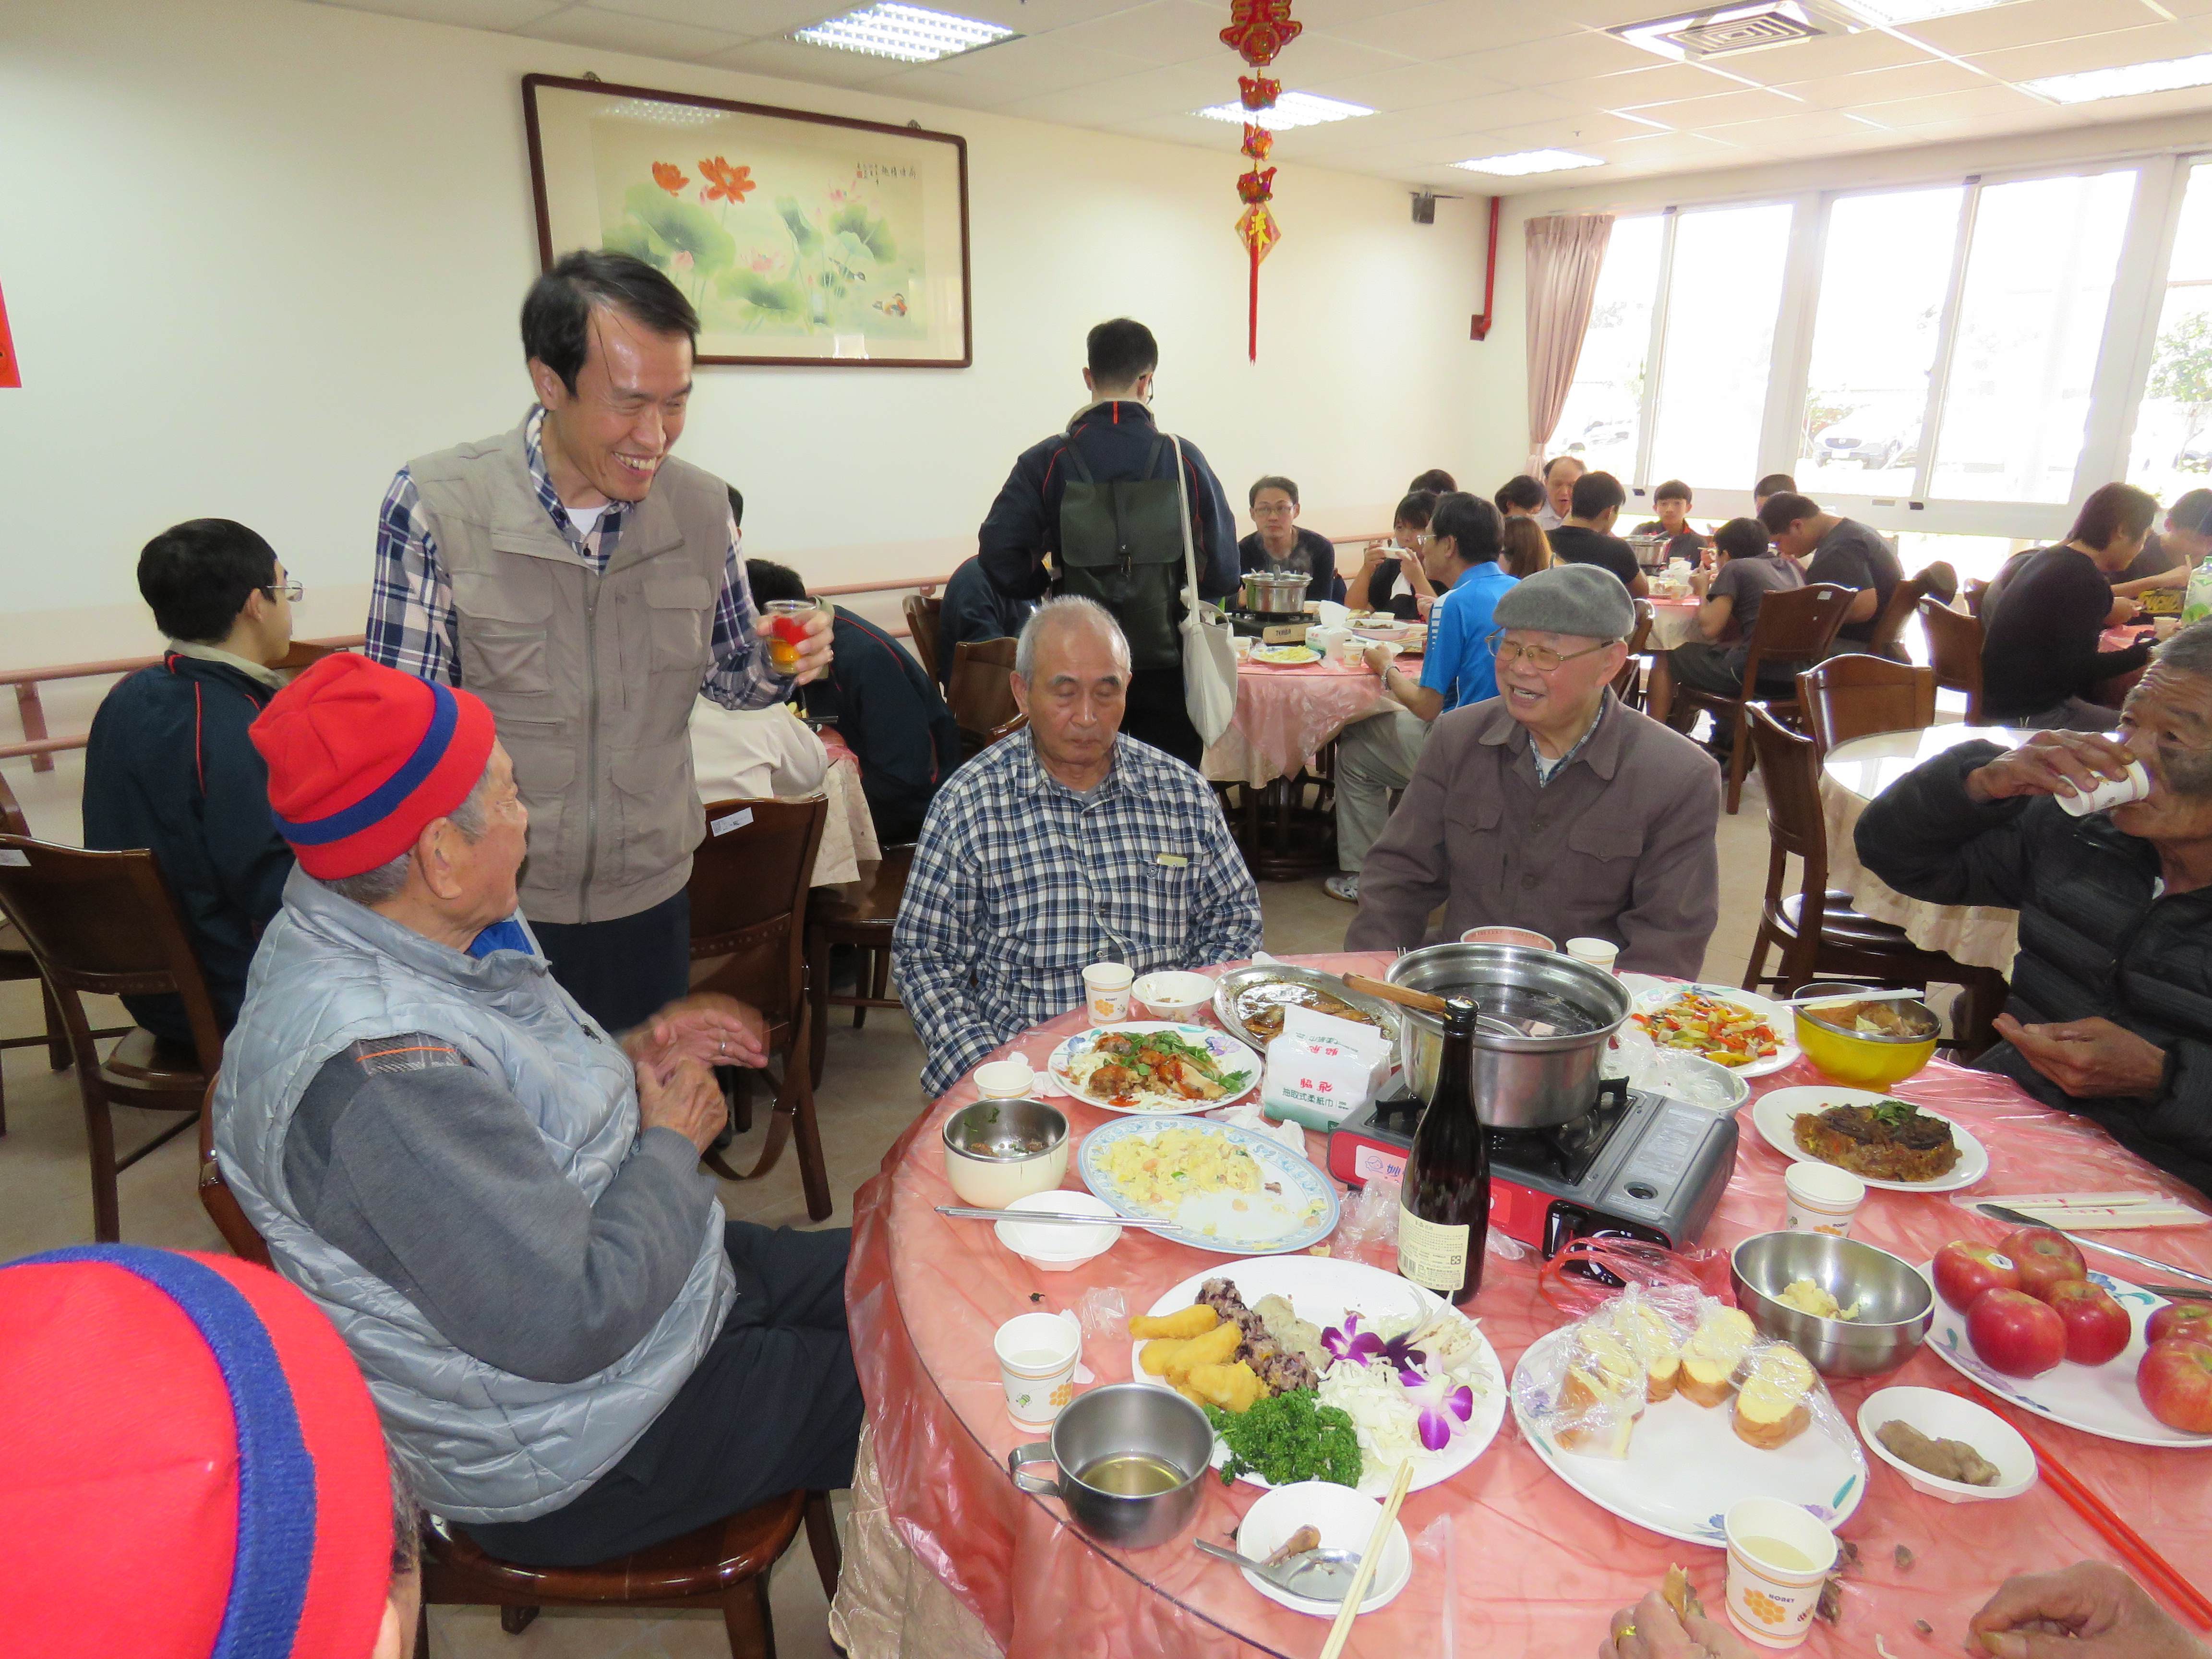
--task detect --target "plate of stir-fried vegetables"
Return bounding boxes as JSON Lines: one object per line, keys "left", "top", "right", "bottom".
{"left": 1050, "top": 1022, "right": 1262, "bottom": 1114}
{"left": 1628, "top": 983, "right": 1798, "bottom": 1078}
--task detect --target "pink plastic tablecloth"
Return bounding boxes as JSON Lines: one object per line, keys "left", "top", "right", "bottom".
{"left": 1647, "top": 596, "right": 1703, "bottom": 653}
{"left": 1202, "top": 661, "right": 1391, "bottom": 788}
{"left": 846, "top": 952, "right": 2212, "bottom": 1659}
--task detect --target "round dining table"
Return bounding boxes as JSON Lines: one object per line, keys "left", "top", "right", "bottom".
{"left": 1645, "top": 595, "right": 1704, "bottom": 653}
{"left": 1202, "top": 655, "right": 1398, "bottom": 790}
{"left": 837, "top": 950, "right": 2212, "bottom": 1659}
{"left": 1820, "top": 726, "right": 2028, "bottom": 974}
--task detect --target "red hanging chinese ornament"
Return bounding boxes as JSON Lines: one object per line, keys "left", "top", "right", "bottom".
{"left": 1227, "top": 3, "right": 1297, "bottom": 360}
{"left": 1220, "top": 0, "right": 1301, "bottom": 65}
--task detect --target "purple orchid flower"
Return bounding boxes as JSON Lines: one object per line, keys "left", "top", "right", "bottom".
{"left": 1406, "top": 1373, "right": 1476, "bottom": 1452}
{"left": 1320, "top": 1312, "right": 1428, "bottom": 1381}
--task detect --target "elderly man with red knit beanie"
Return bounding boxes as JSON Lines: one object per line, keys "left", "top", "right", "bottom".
{"left": 212, "top": 653, "right": 861, "bottom": 1569}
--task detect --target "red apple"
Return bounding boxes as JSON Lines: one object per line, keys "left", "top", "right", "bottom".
{"left": 1933, "top": 1240, "right": 2022, "bottom": 1312}
{"left": 2147, "top": 1301, "right": 2212, "bottom": 1348}
{"left": 2001, "top": 1227, "right": 2089, "bottom": 1300}
{"left": 1967, "top": 1288, "right": 2068, "bottom": 1377}
{"left": 2137, "top": 1336, "right": 2212, "bottom": 1435}
{"left": 2044, "top": 1279, "right": 2132, "bottom": 1367}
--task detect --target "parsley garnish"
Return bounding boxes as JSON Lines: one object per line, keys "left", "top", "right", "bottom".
{"left": 1203, "top": 1390, "right": 1362, "bottom": 1488}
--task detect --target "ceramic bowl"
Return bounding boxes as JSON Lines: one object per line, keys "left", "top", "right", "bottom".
{"left": 1234, "top": 1480, "right": 1412, "bottom": 1618}
{"left": 1856, "top": 1386, "right": 2036, "bottom": 1503}
{"left": 1133, "top": 971, "right": 1216, "bottom": 1023}
{"left": 994, "top": 1190, "right": 1123, "bottom": 1271}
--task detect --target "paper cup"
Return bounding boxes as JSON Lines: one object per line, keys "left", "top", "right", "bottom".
{"left": 1564, "top": 937, "right": 1620, "bottom": 974}
{"left": 1724, "top": 1498, "right": 1839, "bottom": 1648}
{"left": 996, "top": 1310, "right": 1082, "bottom": 1429}
{"left": 1082, "top": 962, "right": 1134, "bottom": 1025}
{"left": 974, "top": 1058, "right": 1035, "bottom": 1100}
{"left": 2057, "top": 754, "right": 2152, "bottom": 817}
{"left": 1784, "top": 1162, "right": 1866, "bottom": 1238}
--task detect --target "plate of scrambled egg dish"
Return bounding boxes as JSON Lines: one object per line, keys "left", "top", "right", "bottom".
{"left": 1079, "top": 1118, "right": 1338, "bottom": 1255}
{"left": 1049, "top": 1022, "right": 1261, "bottom": 1114}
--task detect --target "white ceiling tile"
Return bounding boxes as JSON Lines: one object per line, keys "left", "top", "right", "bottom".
{"left": 1043, "top": 0, "right": 1239, "bottom": 66}
{"left": 994, "top": 60, "right": 1226, "bottom": 122}
{"left": 1480, "top": 110, "right": 1677, "bottom": 148}
{"left": 697, "top": 34, "right": 910, "bottom": 84}
{"left": 910, "top": 32, "right": 1154, "bottom": 88}
{"left": 1581, "top": 60, "right": 1750, "bottom": 107}
{"left": 1902, "top": 0, "right": 2169, "bottom": 54}
{"left": 1709, "top": 26, "right": 1942, "bottom": 81}
{"left": 1970, "top": 22, "right": 2212, "bottom": 82}
{"left": 1780, "top": 57, "right": 1987, "bottom": 108}
{"left": 941, "top": 0, "right": 1154, "bottom": 28}
{"left": 1541, "top": 0, "right": 1702, "bottom": 25}
{"left": 1302, "top": 56, "right": 1515, "bottom": 109}
{"left": 318, "top": 0, "right": 568, "bottom": 26}
{"left": 1615, "top": 84, "right": 1804, "bottom": 122}
{"left": 582, "top": 0, "right": 831, "bottom": 35}
{"left": 1320, "top": 1, "right": 1574, "bottom": 59}
{"left": 864, "top": 64, "right": 1037, "bottom": 106}
{"left": 1850, "top": 81, "right": 2045, "bottom": 124}
{"left": 1711, "top": 107, "right": 1908, "bottom": 147}
{"left": 1432, "top": 85, "right": 1587, "bottom": 129}
{"left": 1291, "top": 0, "right": 1444, "bottom": 23}
{"left": 1435, "top": 29, "right": 1668, "bottom": 89}
{"left": 1596, "top": 130, "right": 1749, "bottom": 168}
{"left": 516, "top": 3, "right": 744, "bottom": 56}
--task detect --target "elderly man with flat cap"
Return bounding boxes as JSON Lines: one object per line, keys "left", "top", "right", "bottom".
{"left": 1346, "top": 564, "right": 1722, "bottom": 977}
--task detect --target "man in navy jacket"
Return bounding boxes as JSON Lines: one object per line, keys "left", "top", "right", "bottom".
{"left": 82, "top": 519, "right": 298, "bottom": 1044}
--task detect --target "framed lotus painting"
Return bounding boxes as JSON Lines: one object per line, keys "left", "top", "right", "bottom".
{"left": 523, "top": 74, "right": 972, "bottom": 368}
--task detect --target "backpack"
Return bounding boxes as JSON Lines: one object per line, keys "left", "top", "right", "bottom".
{"left": 1055, "top": 432, "right": 1186, "bottom": 672}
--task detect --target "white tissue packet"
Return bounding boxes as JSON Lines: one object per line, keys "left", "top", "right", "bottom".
{"left": 1261, "top": 1008, "right": 1393, "bottom": 1129}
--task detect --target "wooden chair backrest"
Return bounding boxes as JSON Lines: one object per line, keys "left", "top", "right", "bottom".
{"left": 1745, "top": 702, "right": 1827, "bottom": 886}
{"left": 269, "top": 639, "right": 341, "bottom": 676}
{"left": 948, "top": 637, "right": 1021, "bottom": 743}
{"left": 1917, "top": 597, "right": 1984, "bottom": 721}
{"left": 1738, "top": 583, "right": 1855, "bottom": 695}
{"left": 686, "top": 797, "right": 829, "bottom": 1035}
{"left": 0, "top": 836, "right": 224, "bottom": 1074}
{"left": 902, "top": 595, "right": 944, "bottom": 682}
{"left": 1864, "top": 572, "right": 1932, "bottom": 660}
{"left": 1626, "top": 599, "right": 1654, "bottom": 656}
{"left": 1964, "top": 578, "right": 1990, "bottom": 618}
{"left": 1796, "top": 655, "right": 1936, "bottom": 754}
{"left": 0, "top": 768, "right": 30, "bottom": 839}
{"left": 984, "top": 712, "right": 1030, "bottom": 748}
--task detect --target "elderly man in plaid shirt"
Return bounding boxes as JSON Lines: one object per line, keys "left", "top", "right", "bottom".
{"left": 895, "top": 598, "right": 1264, "bottom": 1095}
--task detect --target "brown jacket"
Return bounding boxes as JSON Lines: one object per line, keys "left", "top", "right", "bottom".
{"left": 1345, "top": 692, "right": 1720, "bottom": 977}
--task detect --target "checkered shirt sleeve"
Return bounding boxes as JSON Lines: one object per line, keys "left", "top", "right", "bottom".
{"left": 365, "top": 468, "right": 457, "bottom": 684}
{"left": 894, "top": 738, "right": 1264, "bottom": 1097}
{"left": 701, "top": 513, "right": 795, "bottom": 711}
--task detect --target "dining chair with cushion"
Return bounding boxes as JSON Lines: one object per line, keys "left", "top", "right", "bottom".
{"left": 1740, "top": 704, "right": 2005, "bottom": 1054}
{"left": 806, "top": 844, "right": 912, "bottom": 1091}
{"left": 1667, "top": 583, "right": 1855, "bottom": 815}
{"left": 947, "top": 637, "right": 1021, "bottom": 757}
{"left": 686, "top": 795, "right": 834, "bottom": 1222}
{"left": 902, "top": 593, "right": 944, "bottom": 683}
{"left": 1918, "top": 596, "right": 1985, "bottom": 723}
{"left": 1797, "top": 655, "right": 1936, "bottom": 756}
{"left": 0, "top": 835, "right": 223, "bottom": 1240}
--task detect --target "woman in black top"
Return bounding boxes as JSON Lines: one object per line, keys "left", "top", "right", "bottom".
{"left": 1980, "top": 482, "right": 2159, "bottom": 730}
{"left": 1351, "top": 490, "right": 1439, "bottom": 617}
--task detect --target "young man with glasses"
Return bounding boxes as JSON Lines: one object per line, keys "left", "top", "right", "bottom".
{"left": 1346, "top": 565, "right": 1721, "bottom": 977}
{"left": 82, "top": 518, "right": 301, "bottom": 1042}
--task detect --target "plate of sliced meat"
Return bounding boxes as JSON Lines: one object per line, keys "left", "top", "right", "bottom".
{"left": 1753, "top": 1086, "right": 1989, "bottom": 1193}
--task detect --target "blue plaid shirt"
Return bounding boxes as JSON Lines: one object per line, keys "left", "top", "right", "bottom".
{"left": 894, "top": 733, "right": 1265, "bottom": 1095}
{"left": 365, "top": 408, "right": 789, "bottom": 711}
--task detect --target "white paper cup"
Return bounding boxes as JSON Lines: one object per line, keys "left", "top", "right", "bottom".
{"left": 2057, "top": 754, "right": 2152, "bottom": 817}
{"left": 974, "top": 1058, "right": 1035, "bottom": 1100}
{"left": 1784, "top": 1162, "right": 1866, "bottom": 1238}
{"left": 1082, "top": 962, "right": 1134, "bottom": 1025}
{"left": 1724, "top": 1498, "right": 1839, "bottom": 1648}
{"left": 1564, "top": 937, "right": 1621, "bottom": 974}
{"left": 996, "top": 1310, "right": 1083, "bottom": 1429}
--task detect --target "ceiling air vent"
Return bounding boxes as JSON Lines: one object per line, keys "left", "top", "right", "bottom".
{"left": 1614, "top": 1, "right": 1861, "bottom": 60}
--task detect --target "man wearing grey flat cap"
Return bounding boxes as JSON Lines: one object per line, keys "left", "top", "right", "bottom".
{"left": 1346, "top": 564, "right": 1722, "bottom": 976}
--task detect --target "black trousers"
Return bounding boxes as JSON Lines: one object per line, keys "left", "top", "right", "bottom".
{"left": 531, "top": 888, "right": 692, "bottom": 1036}
{"left": 460, "top": 1220, "right": 862, "bottom": 1566}
{"left": 1121, "top": 664, "right": 1204, "bottom": 769}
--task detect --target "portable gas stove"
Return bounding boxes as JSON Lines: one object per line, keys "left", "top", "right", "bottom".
{"left": 1326, "top": 1076, "right": 1738, "bottom": 1259}
{"left": 1230, "top": 609, "right": 1311, "bottom": 645}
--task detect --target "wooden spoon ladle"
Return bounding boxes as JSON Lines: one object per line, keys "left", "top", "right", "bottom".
{"left": 1342, "top": 973, "right": 1446, "bottom": 1015}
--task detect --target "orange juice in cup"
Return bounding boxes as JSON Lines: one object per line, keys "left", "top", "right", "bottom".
{"left": 761, "top": 598, "right": 820, "bottom": 676}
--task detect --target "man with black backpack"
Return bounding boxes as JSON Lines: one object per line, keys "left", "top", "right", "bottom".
{"left": 976, "top": 318, "right": 1240, "bottom": 767}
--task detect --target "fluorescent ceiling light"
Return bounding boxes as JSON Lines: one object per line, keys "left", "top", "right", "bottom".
{"left": 792, "top": 3, "right": 1016, "bottom": 64}
{"left": 1453, "top": 148, "right": 1605, "bottom": 177}
{"left": 1193, "top": 92, "right": 1375, "bottom": 130}
{"left": 2026, "top": 50, "right": 2212, "bottom": 103}
{"left": 1840, "top": 0, "right": 2002, "bottom": 22}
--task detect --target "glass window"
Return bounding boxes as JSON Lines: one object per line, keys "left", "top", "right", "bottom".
{"left": 1929, "top": 170, "right": 2137, "bottom": 504}
{"left": 1646, "top": 202, "right": 1794, "bottom": 491}
{"left": 2126, "top": 162, "right": 2212, "bottom": 504}
{"left": 1797, "top": 187, "right": 1965, "bottom": 498}
{"left": 1545, "top": 215, "right": 1664, "bottom": 480}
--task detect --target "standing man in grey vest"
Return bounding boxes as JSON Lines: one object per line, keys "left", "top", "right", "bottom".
{"left": 976, "top": 317, "right": 1239, "bottom": 768}
{"left": 366, "top": 251, "right": 830, "bottom": 1034}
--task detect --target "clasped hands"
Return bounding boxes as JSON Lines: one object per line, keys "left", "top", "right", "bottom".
{"left": 624, "top": 993, "right": 769, "bottom": 1154}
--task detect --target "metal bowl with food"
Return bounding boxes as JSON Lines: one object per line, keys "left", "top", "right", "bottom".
{"left": 1793, "top": 983, "right": 1940, "bottom": 1088}
{"left": 942, "top": 1098, "right": 1070, "bottom": 1209}
{"left": 1211, "top": 964, "right": 1400, "bottom": 1052}
{"left": 1382, "top": 943, "right": 1632, "bottom": 1129}
{"left": 1731, "top": 1231, "right": 1935, "bottom": 1379}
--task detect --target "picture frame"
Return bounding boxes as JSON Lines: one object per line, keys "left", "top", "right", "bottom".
{"left": 523, "top": 73, "right": 972, "bottom": 369}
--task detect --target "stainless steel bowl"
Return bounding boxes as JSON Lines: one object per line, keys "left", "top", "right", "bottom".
{"left": 1732, "top": 1231, "right": 1935, "bottom": 1379}
{"left": 1386, "top": 943, "right": 1632, "bottom": 1129}
{"left": 1008, "top": 1383, "right": 1214, "bottom": 1549}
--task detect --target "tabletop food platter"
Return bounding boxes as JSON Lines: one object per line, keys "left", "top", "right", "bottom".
{"left": 1210, "top": 963, "right": 1401, "bottom": 1053}
{"left": 1754, "top": 1086, "right": 1990, "bottom": 1194}
{"left": 1078, "top": 1116, "right": 1340, "bottom": 1255}
{"left": 1047, "top": 1022, "right": 1262, "bottom": 1115}
{"left": 1623, "top": 978, "right": 1800, "bottom": 1079}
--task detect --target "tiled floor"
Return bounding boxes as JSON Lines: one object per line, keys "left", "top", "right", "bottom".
{"left": 0, "top": 769, "right": 1777, "bottom": 1658}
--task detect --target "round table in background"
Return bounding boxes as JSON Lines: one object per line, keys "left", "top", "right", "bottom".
{"left": 1820, "top": 725, "right": 2027, "bottom": 973}
{"left": 1202, "top": 657, "right": 1392, "bottom": 789}
{"left": 1646, "top": 595, "right": 1704, "bottom": 653}
{"left": 836, "top": 950, "right": 2212, "bottom": 1659}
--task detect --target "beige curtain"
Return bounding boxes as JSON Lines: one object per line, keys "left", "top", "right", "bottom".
{"left": 1524, "top": 213, "right": 1616, "bottom": 474}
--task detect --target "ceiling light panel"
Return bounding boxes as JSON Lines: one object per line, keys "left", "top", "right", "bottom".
{"left": 1453, "top": 148, "right": 1607, "bottom": 176}
{"left": 1840, "top": 0, "right": 2004, "bottom": 22}
{"left": 1192, "top": 92, "right": 1376, "bottom": 130}
{"left": 792, "top": 3, "right": 1016, "bottom": 64}
{"left": 2027, "top": 49, "right": 2212, "bottom": 103}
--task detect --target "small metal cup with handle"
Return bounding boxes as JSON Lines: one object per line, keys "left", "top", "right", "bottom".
{"left": 1007, "top": 1383, "right": 1214, "bottom": 1550}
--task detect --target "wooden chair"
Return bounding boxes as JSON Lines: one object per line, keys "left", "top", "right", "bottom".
{"left": 1918, "top": 596, "right": 1985, "bottom": 723}
{"left": 1864, "top": 569, "right": 1938, "bottom": 661}
{"left": 947, "top": 637, "right": 1020, "bottom": 757}
{"left": 806, "top": 845, "right": 911, "bottom": 1091}
{"left": 902, "top": 593, "right": 944, "bottom": 683}
{"left": 1667, "top": 583, "right": 1855, "bottom": 815}
{"left": 0, "top": 836, "right": 222, "bottom": 1240}
{"left": 188, "top": 1102, "right": 843, "bottom": 1659}
{"left": 1963, "top": 578, "right": 1990, "bottom": 618}
{"left": 0, "top": 769, "right": 87, "bottom": 1136}
{"left": 686, "top": 796, "right": 834, "bottom": 1221}
{"left": 1740, "top": 704, "right": 2005, "bottom": 1054}
{"left": 1797, "top": 656, "right": 1936, "bottom": 756}
{"left": 1611, "top": 599, "right": 1655, "bottom": 709}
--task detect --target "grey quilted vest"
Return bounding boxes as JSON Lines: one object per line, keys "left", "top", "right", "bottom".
{"left": 214, "top": 868, "right": 734, "bottom": 1523}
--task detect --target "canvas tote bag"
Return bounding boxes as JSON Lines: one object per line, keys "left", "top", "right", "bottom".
{"left": 1171, "top": 435, "right": 1239, "bottom": 746}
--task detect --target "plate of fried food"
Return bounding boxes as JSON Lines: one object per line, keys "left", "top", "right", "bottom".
{"left": 1049, "top": 1022, "right": 1260, "bottom": 1115}
{"left": 1126, "top": 1258, "right": 1505, "bottom": 1497}
{"left": 1752, "top": 1087, "right": 1989, "bottom": 1193}
{"left": 1250, "top": 644, "right": 1323, "bottom": 667}
{"left": 1079, "top": 1118, "right": 1337, "bottom": 1254}
{"left": 1510, "top": 1292, "right": 1866, "bottom": 1546}
{"left": 1211, "top": 964, "right": 1400, "bottom": 1051}
{"left": 1627, "top": 983, "right": 1798, "bottom": 1078}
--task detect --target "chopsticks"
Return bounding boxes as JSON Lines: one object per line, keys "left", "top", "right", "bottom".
{"left": 1941, "top": 1385, "right": 2212, "bottom": 1631}
{"left": 934, "top": 1203, "right": 1174, "bottom": 1234}
{"left": 1318, "top": 1459, "right": 1413, "bottom": 1659}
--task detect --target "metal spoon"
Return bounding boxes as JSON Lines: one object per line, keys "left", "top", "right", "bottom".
{"left": 1194, "top": 1539, "right": 1367, "bottom": 1603}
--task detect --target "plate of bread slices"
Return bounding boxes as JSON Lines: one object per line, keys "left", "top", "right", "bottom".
{"left": 1510, "top": 1291, "right": 1867, "bottom": 1546}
